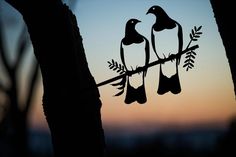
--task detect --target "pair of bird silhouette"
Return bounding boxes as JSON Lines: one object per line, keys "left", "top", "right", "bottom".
{"left": 120, "top": 5, "right": 183, "bottom": 104}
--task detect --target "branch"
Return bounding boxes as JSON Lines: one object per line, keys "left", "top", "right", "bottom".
{"left": 97, "top": 44, "right": 199, "bottom": 87}
{"left": 0, "top": 14, "right": 12, "bottom": 75}
{"left": 23, "top": 62, "right": 39, "bottom": 115}
{"left": 0, "top": 82, "right": 7, "bottom": 93}
{"left": 14, "top": 25, "right": 30, "bottom": 69}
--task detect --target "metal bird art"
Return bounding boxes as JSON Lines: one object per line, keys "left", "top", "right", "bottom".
{"left": 97, "top": 5, "right": 203, "bottom": 104}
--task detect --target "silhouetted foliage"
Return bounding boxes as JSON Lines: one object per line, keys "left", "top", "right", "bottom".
{"left": 183, "top": 26, "right": 202, "bottom": 71}
{"left": 108, "top": 59, "right": 126, "bottom": 75}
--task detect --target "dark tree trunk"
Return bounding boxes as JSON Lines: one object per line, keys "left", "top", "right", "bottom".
{"left": 210, "top": 0, "right": 236, "bottom": 97}
{"left": 5, "top": 0, "right": 105, "bottom": 156}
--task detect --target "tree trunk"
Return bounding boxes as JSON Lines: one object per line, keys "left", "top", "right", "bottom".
{"left": 210, "top": 0, "right": 236, "bottom": 97}
{"left": 5, "top": 0, "right": 105, "bottom": 156}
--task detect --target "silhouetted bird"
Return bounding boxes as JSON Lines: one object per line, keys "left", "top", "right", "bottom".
{"left": 147, "top": 5, "right": 183, "bottom": 95}
{"left": 120, "top": 19, "right": 150, "bottom": 104}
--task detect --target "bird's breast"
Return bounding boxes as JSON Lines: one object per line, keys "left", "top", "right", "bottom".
{"left": 122, "top": 41, "right": 146, "bottom": 71}
{"left": 154, "top": 27, "right": 179, "bottom": 58}
{"left": 154, "top": 27, "right": 179, "bottom": 77}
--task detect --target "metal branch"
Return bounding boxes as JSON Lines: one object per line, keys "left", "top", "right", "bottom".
{"left": 97, "top": 44, "right": 199, "bottom": 87}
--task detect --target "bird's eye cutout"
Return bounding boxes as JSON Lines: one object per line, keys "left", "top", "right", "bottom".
{"left": 152, "top": 7, "right": 155, "bottom": 10}
{"left": 131, "top": 21, "right": 134, "bottom": 23}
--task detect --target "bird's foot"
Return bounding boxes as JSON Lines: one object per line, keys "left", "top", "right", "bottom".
{"left": 169, "top": 54, "right": 176, "bottom": 62}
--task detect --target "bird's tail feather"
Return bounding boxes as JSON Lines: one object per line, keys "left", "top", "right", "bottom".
{"left": 157, "top": 65, "right": 181, "bottom": 95}
{"left": 125, "top": 79, "right": 147, "bottom": 104}
{"left": 169, "top": 72, "right": 181, "bottom": 94}
{"left": 136, "top": 84, "right": 147, "bottom": 104}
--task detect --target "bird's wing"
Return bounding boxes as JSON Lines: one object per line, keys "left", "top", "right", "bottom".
{"left": 154, "top": 25, "right": 180, "bottom": 77}
{"left": 151, "top": 27, "right": 160, "bottom": 59}
{"left": 176, "top": 21, "right": 183, "bottom": 65}
{"left": 120, "top": 40, "right": 127, "bottom": 71}
{"left": 144, "top": 37, "right": 150, "bottom": 67}
{"left": 143, "top": 36, "right": 150, "bottom": 77}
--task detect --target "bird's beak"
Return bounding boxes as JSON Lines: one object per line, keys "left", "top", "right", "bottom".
{"left": 146, "top": 9, "right": 151, "bottom": 15}
{"left": 137, "top": 20, "right": 141, "bottom": 23}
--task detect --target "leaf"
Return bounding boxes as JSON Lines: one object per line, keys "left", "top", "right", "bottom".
{"left": 186, "top": 51, "right": 192, "bottom": 55}
{"left": 111, "top": 77, "right": 126, "bottom": 86}
{"left": 189, "top": 55, "right": 196, "bottom": 59}
{"left": 195, "top": 32, "right": 202, "bottom": 35}
{"left": 184, "top": 58, "right": 194, "bottom": 64}
{"left": 188, "top": 62, "right": 194, "bottom": 67}
{"left": 189, "top": 59, "right": 195, "bottom": 63}
{"left": 197, "top": 26, "right": 202, "bottom": 31}
{"left": 117, "top": 84, "right": 125, "bottom": 90}
{"left": 194, "top": 35, "right": 200, "bottom": 38}
{"left": 191, "top": 29, "right": 194, "bottom": 36}
{"left": 190, "top": 34, "right": 193, "bottom": 40}
{"left": 111, "top": 79, "right": 123, "bottom": 86}
{"left": 120, "top": 71, "right": 125, "bottom": 75}
{"left": 183, "top": 63, "right": 189, "bottom": 68}
{"left": 194, "top": 26, "right": 197, "bottom": 32}
{"left": 109, "top": 65, "right": 114, "bottom": 69}
{"left": 184, "top": 59, "right": 190, "bottom": 64}
{"left": 191, "top": 51, "right": 197, "bottom": 55}
{"left": 114, "top": 89, "right": 124, "bottom": 96}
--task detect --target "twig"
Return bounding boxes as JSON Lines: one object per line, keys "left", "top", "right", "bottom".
{"left": 97, "top": 44, "right": 199, "bottom": 87}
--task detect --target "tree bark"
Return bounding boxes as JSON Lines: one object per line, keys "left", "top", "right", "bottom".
{"left": 210, "top": 0, "right": 236, "bottom": 97}
{"left": 5, "top": 0, "right": 105, "bottom": 156}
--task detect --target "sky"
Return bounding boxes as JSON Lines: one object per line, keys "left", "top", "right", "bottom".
{"left": 1, "top": 0, "right": 236, "bottom": 135}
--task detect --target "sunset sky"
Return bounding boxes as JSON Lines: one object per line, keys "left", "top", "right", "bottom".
{"left": 1, "top": 0, "right": 236, "bottom": 135}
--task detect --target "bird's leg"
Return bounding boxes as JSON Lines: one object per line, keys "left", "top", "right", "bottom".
{"left": 136, "top": 66, "right": 143, "bottom": 74}
{"left": 136, "top": 66, "right": 144, "bottom": 75}
{"left": 163, "top": 53, "right": 167, "bottom": 59}
{"left": 169, "top": 53, "right": 176, "bottom": 62}
{"left": 126, "top": 66, "right": 134, "bottom": 76}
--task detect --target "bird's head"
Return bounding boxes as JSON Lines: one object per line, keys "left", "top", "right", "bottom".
{"left": 146, "top": 5, "right": 166, "bottom": 16}
{"left": 126, "top": 18, "right": 141, "bottom": 27}
{"left": 124, "top": 19, "right": 141, "bottom": 36}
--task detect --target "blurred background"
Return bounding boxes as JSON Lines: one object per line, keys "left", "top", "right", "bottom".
{"left": 0, "top": 0, "right": 235, "bottom": 157}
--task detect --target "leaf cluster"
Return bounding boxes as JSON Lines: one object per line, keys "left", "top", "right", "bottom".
{"left": 111, "top": 77, "right": 126, "bottom": 96}
{"left": 183, "top": 26, "right": 202, "bottom": 71}
{"left": 107, "top": 59, "right": 127, "bottom": 96}
{"left": 108, "top": 59, "right": 126, "bottom": 75}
